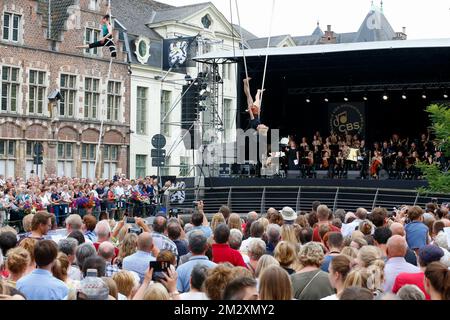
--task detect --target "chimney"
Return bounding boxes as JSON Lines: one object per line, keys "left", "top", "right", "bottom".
{"left": 402, "top": 27, "right": 406, "bottom": 34}
{"left": 327, "top": 25, "right": 332, "bottom": 32}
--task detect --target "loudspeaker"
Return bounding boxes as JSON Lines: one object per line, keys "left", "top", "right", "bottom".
{"left": 181, "top": 84, "right": 200, "bottom": 149}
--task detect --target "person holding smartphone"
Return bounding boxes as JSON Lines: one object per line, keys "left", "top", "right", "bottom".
{"left": 132, "top": 263, "right": 180, "bottom": 300}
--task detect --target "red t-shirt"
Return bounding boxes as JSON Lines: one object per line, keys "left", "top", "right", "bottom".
{"left": 94, "top": 241, "right": 119, "bottom": 259}
{"left": 212, "top": 243, "right": 247, "bottom": 268}
{"left": 392, "top": 272, "right": 430, "bottom": 300}
{"left": 312, "top": 223, "right": 341, "bottom": 242}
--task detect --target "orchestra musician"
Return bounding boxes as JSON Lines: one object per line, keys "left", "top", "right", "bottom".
{"left": 286, "top": 140, "right": 300, "bottom": 172}
{"left": 393, "top": 150, "right": 406, "bottom": 179}
{"left": 335, "top": 151, "right": 345, "bottom": 178}
{"left": 342, "top": 143, "right": 351, "bottom": 177}
{"left": 370, "top": 151, "right": 383, "bottom": 179}
{"left": 359, "top": 140, "right": 369, "bottom": 179}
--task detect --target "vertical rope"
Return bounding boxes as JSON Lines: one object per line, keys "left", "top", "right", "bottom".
{"left": 229, "top": 0, "right": 236, "bottom": 58}
{"left": 94, "top": 0, "right": 113, "bottom": 179}
{"left": 234, "top": 0, "right": 249, "bottom": 80}
{"left": 259, "top": 0, "right": 276, "bottom": 108}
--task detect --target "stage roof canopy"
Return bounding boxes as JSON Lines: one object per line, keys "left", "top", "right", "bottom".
{"left": 194, "top": 38, "right": 450, "bottom": 62}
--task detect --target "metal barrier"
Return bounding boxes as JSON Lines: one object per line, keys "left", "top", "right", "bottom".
{"left": 2, "top": 187, "right": 449, "bottom": 230}
{"left": 169, "top": 186, "right": 450, "bottom": 215}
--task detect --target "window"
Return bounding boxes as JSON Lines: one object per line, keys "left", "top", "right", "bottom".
{"left": 136, "top": 87, "right": 147, "bottom": 135}
{"left": 224, "top": 99, "right": 234, "bottom": 130}
{"left": 57, "top": 142, "right": 74, "bottom": 177}
{"left": 84, "top": 78, "right": 99, "bottom": 119}
{"left": 2, "top": 13, "right": 21, "bottom": 42}
{"left": 201, "top": 15, "right": 212, "bottom": 29}
{"left": 82, "top": 144, "right": 97, "bottom": 179}
{"left": 85, "top": 28, "right": 101, "bottom": 55}
{"left": 29, "top": 70, "right": 46, "bottom": 115}
{"left": 88, "top": 0, "right": 99, "bottom": 11}
{"left": 60, "top": 74, "right": 76, "bottom": 117}
{"left": 107, "top": 81, "right": 121, "bottom": 121}
{"left": 1, "top": 66, "right": 20, "bottom": 113}
{"left": 161, "top": 90, "right": 171, "bottom": 136}
{"left": 0, "top": 140, "right": 16, "bottom": 178}
{"left": 135, "top": 155, "right": 147, "bottom": 179}
{"left": 103, "top": 145, "right": 118, "bottom": 179}
{"left": 223, "top": 63, "right": 232, "bottom": 80}
{"left": 135, "top": 36, "right": 151, "bottom": 64}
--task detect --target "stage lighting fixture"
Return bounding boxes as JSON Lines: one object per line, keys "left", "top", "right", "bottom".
{"left": 422, "top": 92, "right": 427, "bottom": 99}
{"left": 382, "top": 90, "right": 389, "bottom": 101}
{"left": 324, "top": 97, "right": 329, "bottom": 102}
{"left": 344, "top": 96, "right": 349, "bottom": 102}
{"left": 306, "top": 97, "right": 311, "bottom": 103}
{"left": 363, "top": 94, "right": 368, "bottom": 101}
{"left": 401, "top": 92, "right": 407, "bottom": 100}
{"left": 443, "top": 89, "right": 448, "bottom": 99}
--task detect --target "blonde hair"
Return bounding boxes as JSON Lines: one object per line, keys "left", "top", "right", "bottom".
{"left": 204, "top": 264, "right": 234, "bottom": 300}
{"left": 101, "top": 277, "right": 119, "bottom": 300}
{"left": 18, "top": 238, "right": 38, "bottom": 264}
{"left": 280, "top": 225, "right": 298, "bottom": 247}
{"left": 357, "top": 246, "right": 383, "bottom": 268}
{"left": 117, "top": 233, "right": 138, "bottom": 264}
{"left": 143, "top": 283, "right": 170, "bottom": 300}
{"left": 117, "top": 223, "right": 133, "bottom": 244}
{"left": 257, "top": 217, "right": 269, "bottom": 231}
{"left": 341, "top": 246, "right": 358, "bottom": 259}
{"left": 112, "top": 271, "right": 136, "bottom": 298}
{"left": 298, "top": 242, "right": 324, "bottom": 268}
{"left": 274, "top": 241, "right": 296, "bottom": 268}
{"left": 255, "top": 255, "right": 280, "bottom": 278}
{"left": 343, "top": 268, "right": 368, "bottom": 289}
{"left": 52, "top": 252, "right": 70, "bottom": 282}
{"left": 259, "top": 265, "right": 293, "bottom": 300}
{"left": 6, "top": 247, "right": 30, "bottom": 275}
{"left": 227, "top": 213, "right": 242, "bottom": 232}
{"left": 211, "top": 213, "right": 226, "bottom": 232}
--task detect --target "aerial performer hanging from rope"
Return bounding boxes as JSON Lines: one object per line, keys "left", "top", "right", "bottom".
{"left": 243, "top": 77, "right": 268, "bottom": 133}
{"left": 76, "top": 2, "right": 116, "bottom": 58}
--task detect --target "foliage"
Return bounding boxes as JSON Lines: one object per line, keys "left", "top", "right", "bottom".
{"left": 418, "top": 104, "right": 450, "bottom": 194}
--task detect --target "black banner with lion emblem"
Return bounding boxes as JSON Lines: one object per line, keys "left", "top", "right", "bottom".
{"left": 162, "top": 37, "right": 197, "bottom": 73}
{"left": 328, "top": 102, "right": 366, "bottom": 138}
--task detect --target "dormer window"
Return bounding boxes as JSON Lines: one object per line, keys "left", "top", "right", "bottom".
{"left": 201, "top": 14, "right": 212, "bottom": 29}
{"left": 89, "top": 0, "right": 99, "bottom": 11}
{"left": 135, "top": 36, "right": 151, "bottom": 64}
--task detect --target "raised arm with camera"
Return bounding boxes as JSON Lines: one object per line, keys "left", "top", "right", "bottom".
{"left": 196, "top": 200, "right": 209, "bottom": 227}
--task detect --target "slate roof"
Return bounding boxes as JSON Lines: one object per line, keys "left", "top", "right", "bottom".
{"left": 36, "top": 0, "right": 76, "bottom": 41}
{"left": 111, "top": 0, "right": 163, "bottom": 40}
{"left": 354, "top": 9, "right": 396, "bottom": 42}
{"left": 232, "top": 24, "right": 257, "bottom": 41}
{"left": 311, "top": 24, "right": 324, "bottom": 37}
{"left": 246, "top": 7, "right": 403, "bottom": 48}
{"left": 149, "top": 2, "right": 212, "bottom": 24}
{"left": 246, "top": 35, "right": 291, "bottom": 48}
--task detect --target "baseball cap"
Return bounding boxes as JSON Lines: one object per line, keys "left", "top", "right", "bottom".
{"left": 280, "top": 207, "right": 297, "bottom": 222}
{"left": 418, "top": 245, "right": 444, "bottom": 265}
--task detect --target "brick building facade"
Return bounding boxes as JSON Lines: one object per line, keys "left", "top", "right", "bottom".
{"left": 0, "top": 0, "right": 130, "bottom": 180}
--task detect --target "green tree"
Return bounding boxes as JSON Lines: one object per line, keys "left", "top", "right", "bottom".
{"left": 417, "top": 104, "right": 450, "bottom": 193}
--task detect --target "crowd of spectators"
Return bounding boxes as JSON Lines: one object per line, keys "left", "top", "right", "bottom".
{"left": 0, "top": 174, "right": 186, "bottom": 230}
{"left": 0, "top": 197, "right": 449, "bottom": 300}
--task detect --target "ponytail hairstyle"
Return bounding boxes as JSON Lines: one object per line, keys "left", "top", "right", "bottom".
{"left": 330, "top": 255, "right": 352, "bottom": 281}
{"left": 424, "top": 262, "right": 450, "bottom": 300}
{"left": 343, "top": 269, "right": 368, "bottom": 290}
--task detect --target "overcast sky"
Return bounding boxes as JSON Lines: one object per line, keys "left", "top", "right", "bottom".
{"left": 160, "top": 0, "right": 450, "bottom": 40}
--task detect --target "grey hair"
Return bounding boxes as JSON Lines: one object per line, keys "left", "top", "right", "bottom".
{"left": 75, "top": 243, "right": 97, "bottom": 269}
{"left": 248, "top": 238, "right": 267, "bottom": 260}
{"left": 95, "top": 220, "right": 111, "bottom": 239}
{"left": 397, "top": 285, "right": 425, "bottom": 300}
{"left": 229, "top": 229, "right": 243, "bottom": 250}
{"left": 184, "top": 223, "right": 194, "bottom": 234}
{"left": 58, "top": 237, "right": 78, "bottom": 256}
{"left": 266, "top": 224, "right": 281, "bottom": 243}
{"left": 65, "top": 214, "right": 83, "bottom": 230}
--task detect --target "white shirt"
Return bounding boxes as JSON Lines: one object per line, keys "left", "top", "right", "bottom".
{"left": 114, "top": 187, "right": 124, "bottom": 197}
{"left": 321, "top": 294, "right": 338, "bottom": 300}
{"left": 341, "top": 219, "right": 362, "bottom": 238}
{"left": 179, "top": 292, "right": 209, "bottom": 300}
{"left": 240, "top": 237, "right": 257, "bottom": 254}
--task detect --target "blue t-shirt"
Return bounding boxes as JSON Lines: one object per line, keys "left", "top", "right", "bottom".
{"left": 16, "top": 269, "right": 68, "bottom": 300}
{"left": 321, "top": 254, "right": 337, "bottom": 272}
{"left": 405, "top": 221, "right": 428, "bottom": 250}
